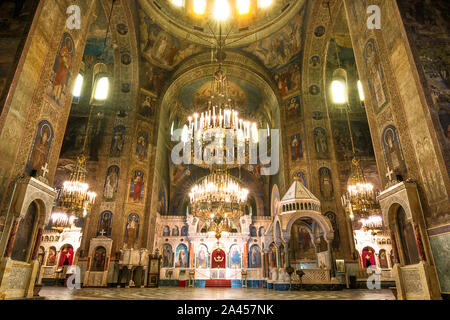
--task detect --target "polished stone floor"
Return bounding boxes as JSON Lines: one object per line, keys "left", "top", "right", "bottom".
{"left": 39, "top": 287, "right": 395, "bottom": 300}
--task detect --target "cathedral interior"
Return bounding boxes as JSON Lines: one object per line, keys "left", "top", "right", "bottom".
{"left": 0, "top": 0, "right": 449, "bottom": 302}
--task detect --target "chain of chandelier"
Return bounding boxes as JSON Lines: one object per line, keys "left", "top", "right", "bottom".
{"left": 183, "top": 22, "right": 257, "bottom": 240}
{"left": 51, "top": 1, "right": 119, "bottom": 231}
{"left": 324, "top": 1, "right": 381, "bottom": 229}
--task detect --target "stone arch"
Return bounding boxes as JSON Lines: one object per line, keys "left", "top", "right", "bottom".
{"left": 284, "top": 211, "right": 334, "bottom": 243}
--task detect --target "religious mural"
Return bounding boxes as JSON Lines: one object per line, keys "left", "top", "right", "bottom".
{"left": 140, "top": 12, "right": 203, "bottom": 70}
{"left": 240, "top": 8, "right": 306, "bottom": 70}
{"left": 325, "top": 212, "right": 340, "bottom": 249}
{"left": 363, "top": 39, "right": 389, "bottom": 114}
{"left": 162, "top": 244, "right": 174, "bottom": 267}
{"left": 172, "top": 226, "right": 179, "bottom": 237}
{"left": 103, "top": 166, "right": 119, "bottom": 202}
{"left": 136, "top": 131, "right": 149, "bottom": 161}
{"left": 269, "top": 244, "right": 277, "bottom": 268}
{"left": 332, "top": 121, "right": 374, "bottom": 161}
{"left": 274, "top": 63, "right": 301, "bottom": 98}
{"left": 158, "top": 186, "right": 167, "bottom": 215}
{"left": 289, "top": 224, "right": 316, "bottom": 262}
{"left": 139, "top": 92, "right": 156, "bottom": 118}
{"left": 319, "top": 167, "right": 334, "bottom": 200}
{"left": 162, "top": 226, "right": 170, "bottom": 237}
{"left": 196, "top": 244, "right": 209, "bottom": 269}
{"left": 46, "top": 247, "right": 56, "bottom": 266}
{"left": 229, "top": 245, "right": 241, "bottom": 269}
{"left": 141, "top": 60, "right": 166, "bottom": 95}
{"left": 398, "top": 0, "right": 450, "bottom": 139}
{"left": 97, "top": 211, "right": 113, "bottom": 237}
{"left": 27, "top": 120, "right": 53, "bottom": 177}
{"left": 110, "top": 126, "right": 126, "bottom": 157}
{"left": 181, "top": 226, "right": 188, "bottom": 236}
{"left": 271, "top": 185, "right": 280, "bottom": 217}
{"left": 124, "top": 213, "right": 140, "bottom": 249}
{"left": 129, "top": 170, "right": 145, "bottom": 203}
{"left": 286, "top": 95, "right": 301, "bottom": 117}
{"left": 175, "top": 244, "right": 188, "bottom": 268}
{"left": 379, "top": 249, "right": 389, "bottom": 269}
{"left": 249, "top": 245, "right": 262, "bottom": 268}
{"left": 294, "top": 171, "right": 307, "bottom": 187}
{"left": 48, "top": 32, "right": 74, "bottom": 106}
{"left": 290, "top": 134, "right": 303, "bottom": 161}
{"left": 92, "top": 246, "right": 106, "bottom": 271}
{"left": 60, "top": 117, "right": 87, "bottom": 157}
{"left": 313, "top": 127, "right": 328, "bottom": 158}
{"left": 179, "top": 77, "right": 262, "bottom": 114}
{"left": 250, "top": 226, "right": 257, "bottom": 237}
{"left": 381, "top": 125, "right": 407, "bottom": 180}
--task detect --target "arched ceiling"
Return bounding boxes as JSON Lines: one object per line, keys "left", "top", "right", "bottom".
{"left": 138, "top": 0, "right": 309, "bottom": 71}
{"left": 138, "top": 0, "right": 306, "bottom": 47}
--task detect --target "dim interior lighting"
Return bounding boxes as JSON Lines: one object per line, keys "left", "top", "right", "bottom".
{"left": 72, "top": 74, "right": 83, "bottom": 98}
{"left": 237, "top": 0, "right": 250, "bottom": 15}
{"left": 331, "top": 80, "right": 347, "bottom": 104}
{"left": 258, "top": 0, "right": 272, "bottom": 8}
{"left": 94, "top": 76, "right": 109, "bottom": 101}
{"left": 193, "top": 0, "right": 206, "bottom": 14}
{"left": 357, "top": 80, "right": 365, "bottom": 102}
{"left": 171, "top": 0, "right": 183, "bottom": 7}
{"left": 214, "top": 0, "right": 230, "bottom": 21}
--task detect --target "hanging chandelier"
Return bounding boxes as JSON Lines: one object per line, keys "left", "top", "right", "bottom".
{"left": 179, "top": 22, "right": 252, "bottom": 240}
{"left": 359, "top": 214, "right": 383, "bottom": 235}
{"left": 341, "top": 157, "right": 379, "bottom": 220}
{"left": 55, "top": 154, "right": 96, "bottom": 218}
{"left": 189, "top": 169, "right": 248, "bottom": 220}
{"left": 50, "top": 211, "right": 78, "bottom": 232}
{"left": 181, "top": 68, "right": 259, "bottom": 169}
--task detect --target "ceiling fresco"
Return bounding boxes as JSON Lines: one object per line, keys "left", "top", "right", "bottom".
{"left": 82, "top": 8, "right": 114, "bottom": 64}
{"left": 178, "top": 76, "right": 263, "bottom": 115}
{"left": 238, "top": 6, "right": 307, "bottom": 70}
{"left": 139, "top": 8, "right": 205, "bottom": 70}
{"left": 138, "top": 1, "right": 309, "bottom": 76}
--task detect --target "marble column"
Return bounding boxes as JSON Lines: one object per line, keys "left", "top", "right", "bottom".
{"left": 412, "top": 223, "right": 426, "bottom": 262}
{"left": 243, "top": 245, "right": 248, "bottom": 268}
{"left": 31, "top": 228, "right": 44, "bottom": 260}
{"left": 276, "top": 246, "right": 281, "bottom": 268}
{"left": 189, "top": 243, "right": 194, "bottom": 268}
{"left": 284, "top": 245, "right": 290, "bottom": 268}
{"left": 327, "top": 243, "right": 336, "bottom": 278}
{"left": 4, "top": 218, "right": 20, "bottom": 258}
{"left": 263, "top": 252, "right": 269, "bottom": 278}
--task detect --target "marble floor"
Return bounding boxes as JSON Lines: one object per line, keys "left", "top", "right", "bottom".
{"left": 39, "top": 287, "right": 395, "bottom": 300}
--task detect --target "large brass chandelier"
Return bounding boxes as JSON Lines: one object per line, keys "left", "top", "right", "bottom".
{"left": 184, "top": 24, "right": 252, "bottom": 240}
{"left": 189, "top": 169, "right": 248, "bottom": 219}
{"left": 181, "top": 69, "right": 259, "bottom": 168}
{"left": 341, "top": 157, "right": 379, "bottom": 220}
{"left": 55, "top": 154, "right": 96, "bottom": 218}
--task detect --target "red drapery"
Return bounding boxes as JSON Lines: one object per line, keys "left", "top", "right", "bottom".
{"left": 362, "top": 249, "right": 376, "bottom": 268}
{"left": 58, "top": 248, "right": 74, "bottom": 266}
{"left": 211, "top": 249, "right": 226, "bottom": 269}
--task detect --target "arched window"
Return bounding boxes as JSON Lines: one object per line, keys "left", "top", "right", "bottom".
{"left": 250, "top": 225, "right": 257, "bottom": 237}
